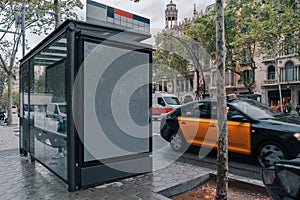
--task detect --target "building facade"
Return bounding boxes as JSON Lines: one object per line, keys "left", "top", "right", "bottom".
{"left": 259, "top": 52, "right": 300, "bottom": 108}
{"left": 159, "top": 1, "right": 300, "bottom": 108}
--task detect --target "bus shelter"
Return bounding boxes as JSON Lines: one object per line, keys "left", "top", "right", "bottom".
{"left": 19, "top": 20, "right": 152, "bottom": 191}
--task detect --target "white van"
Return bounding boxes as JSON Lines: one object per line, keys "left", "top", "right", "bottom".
{"left": 11, "top": 105, "right": 18, "bottom": 114}
{"left": 46, "top": 103, "right": 67, "bottom": 119}
{"left": 152, "top": 91, "right": 181, "bottom": 110}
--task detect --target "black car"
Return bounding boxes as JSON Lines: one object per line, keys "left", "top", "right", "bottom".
{"left": 160, "top": 98, "right": 300, "bottom": 166}
{"left": 262, "top": 155, "right": 300, "bottom": 200}
{"left": 0, "top": 110, "right": 7, "bottom": 122}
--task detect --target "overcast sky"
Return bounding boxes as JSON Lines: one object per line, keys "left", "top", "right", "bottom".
{"left": 86, "top": 0, "right": 215, "bottom": 29}
{"left": 28, "top": 0, "right": 215, "bottom": 52}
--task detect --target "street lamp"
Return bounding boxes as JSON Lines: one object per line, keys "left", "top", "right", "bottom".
{"left": 164, "top": 32, "right": 206, "bottom": 99}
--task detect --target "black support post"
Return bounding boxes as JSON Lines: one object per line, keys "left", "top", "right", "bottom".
{"left": 67, "top": 24, "right": 76, "bottom": 192}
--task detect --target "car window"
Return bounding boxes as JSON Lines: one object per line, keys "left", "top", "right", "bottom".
{"left": 227, "top": 106, "right": 244, "bottom": 119}
{"left": 163, "top": 97, "right": 180, "bottom": 105}
{"left": 181, "top": 103, "right": 200, "bottom": 118}
{"left": 158, "top": 97, "right": 166, "bottom": 106}
{"left": 210, "top": 103, "right": 218, "bottom": 119}
{"left": 230, "top": 100, "right": 278, "bottom": 120}
{"left": 54, "top": 106, "right": 59, "bottom": 115}
{"left": 199, "top": 103, "right": 210, "bottom": 118}
{"left": 59, "top": 105, "right": 67, "bottom": 114}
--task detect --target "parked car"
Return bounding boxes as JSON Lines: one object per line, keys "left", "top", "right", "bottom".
{"left": 152, "top": 104, "right": 173, "bottom": 120}
{"left": 262, "top": 154, "right": 300, "bottom": 200}
{"left": 11, "top": 105, "right": 18, "bottom": 114}
{"left": 153, "top": 91, "right": 181, "bottom": 109}
{"left": 160, "top": 98, "right": 300, "bottom": 166}
{"left": 23, "top": 104, "right": 35, "bottom": 125}
{"left": 0, "top": 110, "right": 7, "bottom": 121}
{"left": 46, "top": 103, "right": 67, "bottom": 121}
{"left": 45, "top": 102, "right": 67, "bottom": 134}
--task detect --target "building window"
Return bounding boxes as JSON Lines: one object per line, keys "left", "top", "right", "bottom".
{"left": 225, "top": 71, "right": 229, "bottom": 86}
{"left": 211, "top": 71, "right": 217, "bottom": 87}
{"left": 285, "top": 61, "right": 294, "bottom": 82}
{"left": 205, "top": 75, "right": 210, "bottom": 90}
{"left": 268, "top": 65, "right": 275, "bottom": 80}
{"left": 163, "top": 81, "right": 168, "bottom": 92}
{"left": 189, "top": 77, "right": 194, "bottom": 91}
{"left": 181, "top": 80, "right": 184, "bottom": 92}
{"left": 230, "top": 71, "right": 235, "bottom": 86}
{"left": 241, "top": 69, "right": 252, "bottom": 84}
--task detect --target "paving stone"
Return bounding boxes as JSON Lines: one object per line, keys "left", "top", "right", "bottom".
{"left": 105, "top": 193, "right": 126, "bottom": 200}
{"left": 0, "top": 126, "right": 265, "bottom": 200}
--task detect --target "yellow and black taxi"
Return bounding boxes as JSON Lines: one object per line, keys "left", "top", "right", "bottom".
{"left": 160, "top": 98, "right": 300, "bottom": 166}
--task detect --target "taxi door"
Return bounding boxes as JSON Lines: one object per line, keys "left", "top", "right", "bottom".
{"left": 179, "top": 102, "right": 218, "bottom": 148}
{"left": 199, "top": 102, "right": 218, "bottom": 148}
{"left": 227, "top": 106, "right": 251, "bottom": 154}
{"left": 178, "top": 103, "right": 201, "bottom": 144}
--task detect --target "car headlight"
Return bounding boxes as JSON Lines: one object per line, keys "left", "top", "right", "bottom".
{"left": 293, "top": 133, "right": 300, "bottom": 141}
{"left": 262, "top": 168, "right": 276, "bottom": 185}
{"left": 277, "top": 164, "right": 300, "bottom": 198}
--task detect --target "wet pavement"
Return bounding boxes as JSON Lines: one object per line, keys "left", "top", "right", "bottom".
{"left": 0, "top": 148, "right": 214, "bottom": 200}
{"left": 0, "top": 124, "right": 265, "bottom": 199}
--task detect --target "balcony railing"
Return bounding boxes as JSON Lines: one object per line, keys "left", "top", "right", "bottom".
{"left": 264, "top": 79, "right": 278, "bottom": 85}
{"left": 262, "top": 55, "right": 276, "bottom": 62}
{"left": 262, "top": 50, "right": 299, "bottom": 62}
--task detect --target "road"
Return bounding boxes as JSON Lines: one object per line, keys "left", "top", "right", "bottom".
{"left": 152, "top": 120, "right": 262, "bottom": 180}
{"left": 0, "top": 118, "right": 262, "bottom": 181}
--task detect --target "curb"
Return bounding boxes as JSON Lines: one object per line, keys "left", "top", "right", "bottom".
{"left": 156, "top": 173, "right": 268, "bottom": 198}
{"left": 157, "top": 173, "right": 211, "bottom": 197}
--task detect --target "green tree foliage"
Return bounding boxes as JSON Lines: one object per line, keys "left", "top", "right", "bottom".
{"left": 0, "top": 0, "right": 83, "bottom": 124}
{"left": 255, "top": 0, "right": 300, "bottom": 111}
{"left": 0, "top": 88, "right": 19, "bottom": 109}
{"left": 154, "top": 29, "right": 211, "bottom": 97}
{"left": 187, "top": 9, "right": 216, "bottom": 60}
{"left": 153, "top": 49, "right": 189, "bottom": 81}
{"left": 256, "top": 0, "right": 300, "bottom": 57}
{"left": 186, "top": 0, "right": 300, "bottom": 94}
{"left": 185, "top": 1, "right": 257, "bottom": 93}
{"left": 153, "top": 30, "right": 191, "bottom": 93}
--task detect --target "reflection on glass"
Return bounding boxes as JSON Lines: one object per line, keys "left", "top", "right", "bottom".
{"left": 232, "top": 99, "right": 279, "bottom": 120}
{"left": 29, "top": 36, "right": 68, "bottom": 180}
{"left": 163, "top": 97, "right": 180, "bottom": 105}
{"left": 83, "top": 41, "right": 150, "bottom": 162}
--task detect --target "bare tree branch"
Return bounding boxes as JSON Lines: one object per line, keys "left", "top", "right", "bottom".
{"left": 0, "top": 54, "right": 9, "bottom": 73}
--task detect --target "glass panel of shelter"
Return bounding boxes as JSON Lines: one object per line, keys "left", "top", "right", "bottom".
{"left": 29, "top": 35, "right": 68, "bottom": 180}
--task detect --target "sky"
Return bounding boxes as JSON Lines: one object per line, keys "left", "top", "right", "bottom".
{"left": 84, "top": 0, "right": 215, "bottom": 29}
{"left": 28, "top": 0, "right": 215, "bottom": 52}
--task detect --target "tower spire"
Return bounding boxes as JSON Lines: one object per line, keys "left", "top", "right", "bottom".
{"left": 165, "top": 0, "right": 178, "bottom": 29}
{"left": 193, "top": 3, "right": 198, "bottom": 17}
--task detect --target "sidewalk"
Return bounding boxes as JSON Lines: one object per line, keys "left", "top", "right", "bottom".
{"left": 0, "top": 126, "right": 265, "bottom": 200}
{"left": 0, "top": 149, "right": 214, "bottom": 200}
{"left": 0, "top": 124, "right": 19, "bottom": 151}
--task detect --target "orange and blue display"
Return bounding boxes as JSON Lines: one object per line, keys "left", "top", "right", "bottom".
{"left": 87, "top": 0, "right": 150, "bottom": 33}
{"left": 107, "top": 6, "right": 150, "bottom": 24}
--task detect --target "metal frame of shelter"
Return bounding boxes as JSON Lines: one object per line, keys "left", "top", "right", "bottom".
{"left": 19, "top": 20, "right": 152, "bottom": 191}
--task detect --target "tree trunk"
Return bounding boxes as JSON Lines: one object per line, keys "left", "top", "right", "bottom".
{"left": 276, "top": 59, "right": 283, "bottom": 112}
{"left": 54, "top": 0, "right": 62, "bottom": 28}
{"left": 196, "top": 69, "right": 200, "bottom": 99}
{"left": 247, "top": 87, "right": 253, "bottom": 94}
{"left": 215, "top": 0, "right": 228, "bottom": 199}
{"left": 7, "top": 72, "right": 13, "bottom": 125}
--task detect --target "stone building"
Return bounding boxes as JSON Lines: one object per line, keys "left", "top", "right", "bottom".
{"left": 258, "top": 52, "right": 300, "bottom": 108}
{"left": 158, "top": 1, "right": 300, "bottom": 108}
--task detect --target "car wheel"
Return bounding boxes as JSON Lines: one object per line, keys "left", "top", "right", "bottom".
{"left": 257, "top": 142, "right": 288, "bottom": 167}
{"left": 170, "top": 131, "right": 188, "bottom": 152}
